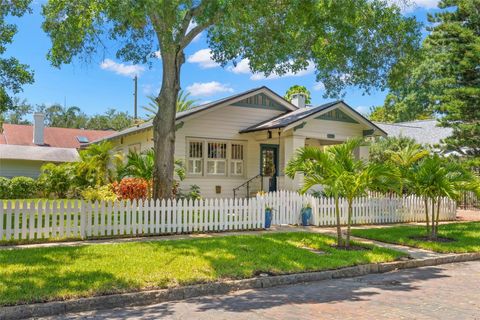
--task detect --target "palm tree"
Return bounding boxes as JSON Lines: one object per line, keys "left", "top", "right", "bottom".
{"left": 120, "top": 149, "right": 186, "bottom": 197}
{"left": 386, "top": 144, "right": 429, "bottom": 194}
{"left": 77, "top": 141, "right": 115, "bottom": 186}
{"left": 287, "top": 138, "right": 398, "bottom": 247}
{"left": 143, "top": 90, "right": 198, "bottom": 120}
{"left": 409, "top": 155, "right": 477, "bottom": 239}
{"left": 286, "top": 146, "right": 345, "bottom": 246}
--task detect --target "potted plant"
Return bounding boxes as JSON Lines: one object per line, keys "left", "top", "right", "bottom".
{"left": 265, "top": 206, "right": 273, "bottom": 228}
{"left": 301, "top": 203, "right": 312, "bottom": 226}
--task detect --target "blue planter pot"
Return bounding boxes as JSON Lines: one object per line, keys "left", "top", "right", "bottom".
{"left": 265, "top": 209, "right": 273, "bottom": 229}
{"left": 301, "top": 207, "right": 312, "bottom": 226}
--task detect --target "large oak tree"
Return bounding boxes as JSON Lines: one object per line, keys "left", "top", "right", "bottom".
{"left": 0, "top": 0, "right": 34, "bottom": 112}
{"left": 42, "top": 0, "right": 420, "bottom": 199}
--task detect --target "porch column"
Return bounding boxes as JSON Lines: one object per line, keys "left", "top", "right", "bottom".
{"left": 284, "top": 135, "right": 305, "bottom": 191}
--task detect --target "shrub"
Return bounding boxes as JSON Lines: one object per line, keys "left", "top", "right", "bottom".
{"left": 9, "top": 176, "right": 37, "bottom": 199}
{"left": 112, "top": 178, "right": 148, "bottom": 200}
{"left": 38, "top": 163, "right": 74, "bottom": 198}
{"left": 81, "top": 185, "right": 117, "bottom": 202}
{"left": 0, "top": 177, "right": 10, "bottom": 199}
{"left": 178, "top": 184, "right": 201, "bottom": 200}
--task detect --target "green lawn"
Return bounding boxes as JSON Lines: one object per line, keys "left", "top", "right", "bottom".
{"left": 352, "top": 222, "right": 480, "bottom": 253}
{"left": 0, "top": 232, "right": 404, "bottom": 306}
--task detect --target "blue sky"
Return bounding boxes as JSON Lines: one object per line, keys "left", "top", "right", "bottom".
{"left": 6, "top": 1, "right": 440, "bottom": 118}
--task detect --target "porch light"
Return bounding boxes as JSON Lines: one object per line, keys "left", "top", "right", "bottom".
{"left": 267, "top": 130, "right": 272, "bottom": 139}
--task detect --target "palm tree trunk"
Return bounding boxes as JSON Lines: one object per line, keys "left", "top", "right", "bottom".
{"left": 152, "top": 51, "right": 184, "bottom": 199}
{"left": 346, "top": 200, "right": 353, "bottom": 248}
{"left": 435, "top": 196, "right": 441, "bottom": 238}
{"left": 431, "top": 198, "right": 436, "bottom": 239}
{"left": 334, "top": 196, "right": 343, "bottom": 247}
{"left": 424, "top": 198, "right": 430, "bottom": 236}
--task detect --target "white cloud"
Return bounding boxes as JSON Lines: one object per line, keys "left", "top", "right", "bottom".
{"left": 153, "top": 50, "right": 161, "bottom": 59}
{"left": 355, "top": 105, "right": 371, "bottom": 115}
{"left": 186, "top": 81, "right": 234, "bottom": 97}
{"left": 250, "top": 62, "right": 315, "bottom": 81}
{"left": 187, "top": 49, "right": 219, "bottom": 69}
{"left": 313, "top": 82, "right": 325, "bottom": 91}
{"left": 100, "top": 59, "right": 145, "bottom": 78}
{"left": 390, "top": 0, "right": 439, "bottom": 12}
{"left": 227, "top": 59, "right": 251, "bottom": 74}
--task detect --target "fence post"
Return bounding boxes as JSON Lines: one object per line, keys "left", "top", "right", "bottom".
{"left": 80, "top": 200, "right": 86, "bottom": 239}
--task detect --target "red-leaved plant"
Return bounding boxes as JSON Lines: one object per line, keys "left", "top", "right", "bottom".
{"left": 112, "top": 178, "right": 149, "bottom": 200}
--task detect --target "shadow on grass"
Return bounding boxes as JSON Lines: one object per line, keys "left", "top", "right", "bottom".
{"left": 0, "top": 232, "right": 403, "bottom": 306}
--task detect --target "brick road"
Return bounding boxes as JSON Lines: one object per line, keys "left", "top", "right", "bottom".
{"left": 50, "top": 261, "right": 480, "bottom": 320}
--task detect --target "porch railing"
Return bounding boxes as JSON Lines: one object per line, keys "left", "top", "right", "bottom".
{"left": 233, "top": 174, "right": 264, "bottom": 199}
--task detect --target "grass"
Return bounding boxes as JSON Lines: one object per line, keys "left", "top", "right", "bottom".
{"left": 352, "top": 222, "right": 480, "bottom": 253}
{"left": 0, "top": 232, "right": 404, "bottom": 306}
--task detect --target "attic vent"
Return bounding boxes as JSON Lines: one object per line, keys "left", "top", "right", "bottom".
{"left": 76, "top": 136, "right": 89, "bottom": 143}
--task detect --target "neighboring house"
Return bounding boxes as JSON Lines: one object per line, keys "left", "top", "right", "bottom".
{"left": 92, "top": 86, "right": 386, "bottom": 198}
{"left": 0, "top": 113, "right": 115, "bottom": 178}
{"left": 375, "top": 120, "right": 453, "bottom": 147}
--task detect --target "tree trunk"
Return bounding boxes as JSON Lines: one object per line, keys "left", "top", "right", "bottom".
{"left": 346, "top": 200, "right": 353, "bottom": 248}
{"left": 430, "top": 198, "right": 436, "bottom": 239}
{"left": 435, "top": 196, "right": 441, "bottom": 237}
{"left": 334, "top": 196, "right": 343, "bottom": 247}
{"left": 424, "top": 198, "right": 430, "bottom": 236}
{"left": 152, "top": 51, "right": 184, "bottom": 199}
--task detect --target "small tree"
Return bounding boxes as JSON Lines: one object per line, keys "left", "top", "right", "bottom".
{"left": 410, "top": 155, "right": 478, "bottom": 239}
{"left": 287, "top": 138, "right": 399, "bottom": 248}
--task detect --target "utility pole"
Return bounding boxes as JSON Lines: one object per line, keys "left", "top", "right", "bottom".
{"left": 133, "top": 75, "right": 138, "bottom": 120}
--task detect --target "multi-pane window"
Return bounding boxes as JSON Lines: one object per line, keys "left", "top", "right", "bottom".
{"left": 188, "top": 141, "right": 203, "bottom": 174}
{"left": 207, "top": 142, "right": 227, "bottom": 175}
{"left": 230, "top": 144, "right": 244, "bottom": 175}
{"left": 186, "top": 139, "right": 245, "bottom": 177}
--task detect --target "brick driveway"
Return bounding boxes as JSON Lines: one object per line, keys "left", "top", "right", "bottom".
{"left": 52, "top": 261, "right": 480, "bottom": 320}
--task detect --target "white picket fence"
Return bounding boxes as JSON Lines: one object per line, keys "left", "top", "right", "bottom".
{"left": 0, "top": 191, "right": 456, "bottom": 242}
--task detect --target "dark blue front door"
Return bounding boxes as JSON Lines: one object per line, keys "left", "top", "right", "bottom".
{"left": 260, "top": 144, "right": 279, "bottom": 192}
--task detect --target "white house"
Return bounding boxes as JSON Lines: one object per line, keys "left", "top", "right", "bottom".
{"left": 92, "top": 86, "right": 386, "bottom": 198}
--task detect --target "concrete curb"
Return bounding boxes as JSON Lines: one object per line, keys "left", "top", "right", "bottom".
{"left": 2, "top": 252, "right": 480, "bottom": 319}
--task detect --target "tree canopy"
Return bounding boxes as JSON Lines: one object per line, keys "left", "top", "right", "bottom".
{"left": 0, "top": 0, "right": 34, "bottom": 112}
{"left": 42, "top": 0, "right": 421, "bottom": 198}
{"left": 370, "top": 0, "right": 479, "bottom": 157}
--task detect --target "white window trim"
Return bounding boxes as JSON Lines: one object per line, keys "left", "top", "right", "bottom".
{"left": 186, "top": 138, "right": 246, "bottom": 178}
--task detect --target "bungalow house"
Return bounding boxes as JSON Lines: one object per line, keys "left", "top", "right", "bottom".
{"left": 92, "top": 86, "right": 386, "bottom": 198}
{"left": 0, "top": 113, "right": 115, "bottom": 178}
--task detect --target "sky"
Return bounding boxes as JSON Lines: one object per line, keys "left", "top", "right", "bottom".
{"left": 5, "top": 1, "right": 441, "bottom": 119}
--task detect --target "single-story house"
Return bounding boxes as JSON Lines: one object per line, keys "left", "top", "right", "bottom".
{"left": 0, "top": 113, "right": 115, "bottom": 178}
{"left": 92, "top": 86, "right": 386, "bottom": 198}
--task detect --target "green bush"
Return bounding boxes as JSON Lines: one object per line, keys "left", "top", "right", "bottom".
{"left": 9, "top": 176, "right": 37, "bottom": 199}
{"left": 38, "top": 163, "right": 74, "bottom": 198}
{"left": 0, "top": 177, "right": 11, "bottom": 199}
{"left": 81, "top": 185, "right": 117, "bottom": 202}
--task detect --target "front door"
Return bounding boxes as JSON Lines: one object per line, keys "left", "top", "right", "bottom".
{"left": 260, "top": 144, "right": 279, "bottom": 192}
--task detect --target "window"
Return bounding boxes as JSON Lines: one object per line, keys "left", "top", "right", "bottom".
{"left": 186, "top": 139, "right": 245, "bottom": 177}
{"left": 128, "top": 143, "right": 141, "bottom": 153}
{"left": 207, "top": 142, "right": 227, "bottom": 175}
{"left": 188, "top": 141, "right": 203, "bottom": 174}
{"left": 230, "top": 144, "right": 244, "bottom": 175}
{"left": 76, "top": 136, "right": 89, "bottom": 143}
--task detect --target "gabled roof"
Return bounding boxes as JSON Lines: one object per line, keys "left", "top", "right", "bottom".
{"left": 92, "top": 86, "right": 297, "bottom": 143}
{"left": 0, "top": 124, "right": 115, "bottom": 148}
{"left": 374, "top": 119, "right": 453, "bottom": 145}
{"left": 240, "top": 100, "right": 387, "bottom": 135}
